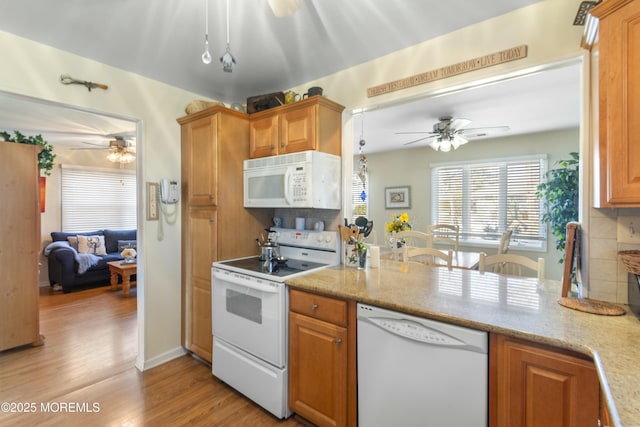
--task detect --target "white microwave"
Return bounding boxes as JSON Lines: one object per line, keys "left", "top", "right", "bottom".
{"left": 243, "top": 150, "right": 341, "bottom": 209}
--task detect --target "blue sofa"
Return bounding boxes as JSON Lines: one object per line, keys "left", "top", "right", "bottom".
{"left": 46, "top": 229, "right": 137, "bottom": 293}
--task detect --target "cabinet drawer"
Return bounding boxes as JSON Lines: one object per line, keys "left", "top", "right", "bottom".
{"left": 289, "top": 289, "right": 347, "bottom": 326}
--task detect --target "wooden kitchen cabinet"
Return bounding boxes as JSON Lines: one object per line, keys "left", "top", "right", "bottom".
{"left": 288, "top": 289, "right": 357, "bottom": 427}
{"left": 489, "top": 333, "right": 601, "bottom": 427}
{"left": 591, "top": 0, "right": 640, "bottom": 207}
{"left": 249, "top": 96, "right": 344, "bottom": 158}
{"left": 178, "top": 106, "right": 272, "bottom": 362}
{"left": 0, "top": 141, "right": 42, "bottom": 352}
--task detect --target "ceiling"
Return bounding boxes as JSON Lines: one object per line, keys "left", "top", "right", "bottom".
{"left": 0, "top": 0, "right": 581, "bottom": 153}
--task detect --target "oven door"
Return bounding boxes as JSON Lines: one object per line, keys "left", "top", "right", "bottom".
{"left": 212, "top": 267, "right": 287, "bottom": 367}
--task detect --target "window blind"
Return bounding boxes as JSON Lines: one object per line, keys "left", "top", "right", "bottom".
{"left": 61, "top": 165, "right": 137, "bottom": 232}
{"left": 351, "top": 171, "right": 368, "bottom": 223}
{"left": 432, "top": 156, "right": 546, "bottom": 249}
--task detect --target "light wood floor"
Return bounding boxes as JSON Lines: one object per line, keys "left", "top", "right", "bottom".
{"left": 0, "top": 286, "right": 308, "bottom": 426}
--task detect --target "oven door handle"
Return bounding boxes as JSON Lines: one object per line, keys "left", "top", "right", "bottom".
{"left": 213, "top": 269, "right": 280, "bottom": 294}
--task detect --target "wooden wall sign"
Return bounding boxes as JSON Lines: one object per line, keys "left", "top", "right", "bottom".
{"left": 367, "top": 45, "right": 528, "bottom": 98}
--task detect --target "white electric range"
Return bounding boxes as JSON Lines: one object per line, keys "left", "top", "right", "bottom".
{"left": 211, "top": 227, "right": 339, "bottom": 419}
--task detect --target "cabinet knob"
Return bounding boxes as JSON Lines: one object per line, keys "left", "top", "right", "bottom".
{"left": 270, "top": 145, "right": 275, "bottom": 149}
{"left": 209, "top": 217, "right": 215, "bottom": 223}
{"left": 335, "top": 338, "right": 342, "bottom": 345}
{"left": 280, "top": 143, "right": 285, "bottom": 148}
{"left": 209, "top": 194, "right": 214, "bottom": 200}
{"left": 311, "top": 303, "right": 318, "bottom": 311}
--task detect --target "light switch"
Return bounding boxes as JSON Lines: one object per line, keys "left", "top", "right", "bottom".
{"left": 617, "top": 215, "right": 640, "bottom": 243}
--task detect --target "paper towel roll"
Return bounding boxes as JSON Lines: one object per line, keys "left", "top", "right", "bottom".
{"left": 369, "top": 245, "right": 380, "bottom": 268}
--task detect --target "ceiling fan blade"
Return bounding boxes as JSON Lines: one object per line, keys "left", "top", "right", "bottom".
{"left": 403, "top": 135, "right": 439, "bottom": 146}
{"left": 395, "top": 131, "right": 438, "bottom": 135}
{"left": 449, "top": 118, "right": 471, "bottom": 131}
{"left": 458, "top": 125, "right": 510, "bottom": 138}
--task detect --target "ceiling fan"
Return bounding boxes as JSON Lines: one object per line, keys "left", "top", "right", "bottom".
{"left": 74, "top": 136, "right": 136, "bottom": 164}
{"left": 397, "top": 116, "right": 510, "bottom": 152}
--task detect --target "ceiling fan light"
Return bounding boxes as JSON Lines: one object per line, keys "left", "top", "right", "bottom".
{"left": 107, "top": 149, "right": 135, "bottom": 164}
{"left": 267, "top": 0, "right": 301, "bottom": 17}
{"left": 429, "top": 139, "right": 441, "bottom": 151}
{"left": 451, "top": 134, "right": 468, "bottom": 149}
{"left": 440, "top": 140, "right": 452, "bottom": 152}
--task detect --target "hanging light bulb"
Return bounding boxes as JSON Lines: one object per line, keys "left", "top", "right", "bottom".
{"left": 201, "top": 0, "right": 212, "bottom": 64}
{"left": 220, "top": 0, "right": 236, "bottom": 72}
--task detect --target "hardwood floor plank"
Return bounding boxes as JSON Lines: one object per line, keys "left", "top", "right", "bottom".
{"left": 0, "top": 287, "right": 306, "bottom": 426}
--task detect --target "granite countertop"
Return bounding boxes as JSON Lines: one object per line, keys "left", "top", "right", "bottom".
{"left": 285, "top": 259, "right": 640, "bottom": 427}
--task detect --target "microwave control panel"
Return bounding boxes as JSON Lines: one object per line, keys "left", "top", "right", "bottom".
{"left": 290, "top": 167, "right": 309, "bottom": 203}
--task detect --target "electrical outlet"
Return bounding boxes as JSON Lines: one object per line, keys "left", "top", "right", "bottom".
{"left": 617, "top": 216, "right": 640, "bottom": 243}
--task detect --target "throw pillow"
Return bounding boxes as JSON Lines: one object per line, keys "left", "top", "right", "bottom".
{"left": 77, "top": 235, "right": 107, "bottom": 256}
{"left": 117, "top": 240, "right": 137, "bottom": 252}
{"left": 67, "top": 236, "right": 79, "bottom": 251}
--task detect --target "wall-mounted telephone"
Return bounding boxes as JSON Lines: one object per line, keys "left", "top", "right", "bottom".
{"left": 160, "top": 178, "right": 180, "bottom": 204}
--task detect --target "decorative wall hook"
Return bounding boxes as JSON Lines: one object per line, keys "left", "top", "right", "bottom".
{"left": 60, "top": 74, "right": 109, "bottom": 92}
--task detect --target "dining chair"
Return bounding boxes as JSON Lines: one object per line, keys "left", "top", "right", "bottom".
{"left": 497, "top": 229, "right": 513, "bottom": 255}
{"left": 406, "top": 247, "right": 453, "bottom": 269}
{"left": 427, "top": 224, "right": 459, "bottom": 252}
{"left": 395, "top": 230, "right": 432, "bottom": 248}
{"left": 478, "top": 252, "right": 545, "bottom": 280}
{"left": 393, "top": 230, "right": 432, "bottom": 260}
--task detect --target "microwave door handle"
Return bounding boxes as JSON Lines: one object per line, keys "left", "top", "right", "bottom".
{"left": 284, "top": 167, "right": 292, "bottom": 206}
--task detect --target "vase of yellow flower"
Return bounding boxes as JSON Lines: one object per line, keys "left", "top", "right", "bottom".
{"left": 386, "top": 213, "right": 412, "bottom": 248}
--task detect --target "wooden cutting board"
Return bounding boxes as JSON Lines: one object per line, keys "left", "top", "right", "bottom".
{"left": 558, "top": 222, "right": 625, "bottom": 316}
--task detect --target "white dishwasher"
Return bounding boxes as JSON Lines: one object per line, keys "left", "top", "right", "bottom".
{"left": 357, "top": 303, "right": 488, "bottom": 427}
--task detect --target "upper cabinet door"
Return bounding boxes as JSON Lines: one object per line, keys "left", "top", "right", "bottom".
{"left": 593, "top": 0, "right": 640, "bottom": 206}
{"left": 249, "top": 115, "right": 279, "bottom": 158}
{"left": 279, "top": 104, "right": 316, "bottom": 154}
{"left": 185, "top": 115, "right": 218, "bottom": 206}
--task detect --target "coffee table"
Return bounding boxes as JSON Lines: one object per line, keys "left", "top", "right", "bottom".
{"left": 107, "top": 260, "right": 137, "bottom": 297}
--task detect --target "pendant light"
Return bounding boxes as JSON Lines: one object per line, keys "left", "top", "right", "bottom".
{"left": 358, "top": 112, "right": 368, "bottom": 202}
{"left": 201, "top": 0, "right": 212, "bottom": 64}
{"left": 220, "top": 0, "right": 236, "bottom": 72}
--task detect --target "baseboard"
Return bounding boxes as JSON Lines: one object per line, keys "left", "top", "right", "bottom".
{"left": 137, "top": 346, "right": 187, "bottom": 371}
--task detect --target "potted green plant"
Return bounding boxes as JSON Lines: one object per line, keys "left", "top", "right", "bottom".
{"left": 0, "top": 130, "right": 56, "bottom": 176}
{"left": 536, "top": 152, "right": 579, "bottom": 262}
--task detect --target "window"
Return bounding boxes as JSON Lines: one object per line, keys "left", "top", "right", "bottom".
{"left": 351, "top": 171, "right": 368, "bottom": 224}
{"left": 61, "top": 165, "right": 137, "bottom": 232}
{"left": 431, "top": 156, "right": 547, "bottom": 249}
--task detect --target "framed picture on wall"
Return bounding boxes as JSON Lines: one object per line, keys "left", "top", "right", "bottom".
{"left": 385, "top": 186, "right": 411, "bottom": 209}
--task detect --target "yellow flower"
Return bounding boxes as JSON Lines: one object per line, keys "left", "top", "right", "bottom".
{"left": 385, "top": 212, "right": 412, "bottom": 233}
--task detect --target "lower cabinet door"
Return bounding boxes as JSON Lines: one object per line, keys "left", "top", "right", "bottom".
{"left": 490, "top": 334, "right": 600, "bottom": 427}
{"left": 289, "top": 311, "right": 347, "bottom": 427}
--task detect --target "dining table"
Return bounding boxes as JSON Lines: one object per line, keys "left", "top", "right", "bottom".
{"left": 379, "top": 246, "right": 480, "bottom": 270}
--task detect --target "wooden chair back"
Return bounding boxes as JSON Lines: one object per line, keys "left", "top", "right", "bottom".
{"left": 428, "top": 224, "right": 459, "bottom": 251}
{"left": 478, "top": 252, "right": 545, "bottom": 280}
{"left": 393, "top": 230, "right": 432, "bottom": 260}
{"left": 406, "top": 247, "right": 453, "bottom": 268}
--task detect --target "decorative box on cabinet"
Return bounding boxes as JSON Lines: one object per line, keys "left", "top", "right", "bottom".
{"left": 489, "top": 334, "right": 603, "bottom": 427}
{"left": 178, "top": 106, "right": 272, "bottom": 362}
{"left": 591, "top": 0, "right": 640, "bottom": 207}
{"left": 0, "top": 141, "right": 42, "bottom": 352}
{"left": 288, "top": 288, "right": 357, "bottom": 427}
{"left": 249, "top": 96, "right": 344, "bottom": 158}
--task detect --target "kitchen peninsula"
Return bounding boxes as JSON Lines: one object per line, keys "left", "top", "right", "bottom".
{"left": 285, "top": 260, "right": 640, "bottom": 427}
